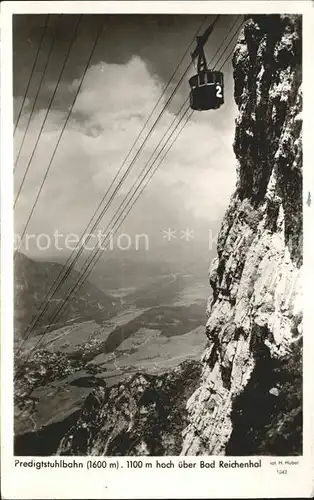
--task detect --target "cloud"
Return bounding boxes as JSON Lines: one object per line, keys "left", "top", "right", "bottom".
{"left": 14, "top": 55, "right": 237, "bottom": 258}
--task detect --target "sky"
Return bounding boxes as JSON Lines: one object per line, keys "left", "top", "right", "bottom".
{"left": 13, "top": 14, "right": 240, "bottom": 263}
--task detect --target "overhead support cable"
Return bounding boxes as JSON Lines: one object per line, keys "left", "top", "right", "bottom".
{"left": 18, "top": 16, "right": 243, "bottom": 360}
{"left": 14, "top": 15, "right": 83, "bottom": 211}
{"left": 17, "top": 15, "right": 213, "bottom": 346}
{"left": 14, "top": 14, "right": 50, "bottom": 136}
{"left": 14, "top": 14, "right": 63, "bottom": 170}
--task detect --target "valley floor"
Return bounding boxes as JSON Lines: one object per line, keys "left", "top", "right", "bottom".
{"left": 14, "top": 273, "right": 208, "bottom": 453}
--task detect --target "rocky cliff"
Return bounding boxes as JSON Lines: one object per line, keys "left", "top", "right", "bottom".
{"left": 182, "top": 14, "right": 302, "bottom": 455}
{"left": 57, "top": 14, "right": 302, "bottom": 456}
{"left": 57, "top": 360, "right": 202, "bottom": 455}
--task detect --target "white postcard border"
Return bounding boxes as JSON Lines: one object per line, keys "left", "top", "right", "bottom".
{"left": 1, "top": 1, "right": 314, "bottom": 499}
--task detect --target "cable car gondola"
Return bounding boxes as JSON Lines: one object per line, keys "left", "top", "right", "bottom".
{"left": 189, "top": 17, "right": 224, "bottom": 111}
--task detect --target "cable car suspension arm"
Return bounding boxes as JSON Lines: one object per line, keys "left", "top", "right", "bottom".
{"left": 191, "top": 14, "right": 221, "bottom": 72}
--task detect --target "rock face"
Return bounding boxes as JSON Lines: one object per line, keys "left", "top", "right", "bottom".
{"left": 58, "top": 361, "right": 201, "bottom": 455}
{"left": 57, "top": 14, "right": 302, "bottom": 456}
{"left": 182, "top": 14, "right": 302, "bottom": 455}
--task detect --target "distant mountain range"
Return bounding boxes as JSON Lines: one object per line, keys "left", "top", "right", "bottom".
{"left": 14, "top": 252, "right": 119, "bottom": 339}
{"left": 87, "top": 253, "right": 211, "bottom": 292}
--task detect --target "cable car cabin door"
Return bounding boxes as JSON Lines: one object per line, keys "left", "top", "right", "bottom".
{"left": 189, "top": 71, "right": 224, "bottom": 111}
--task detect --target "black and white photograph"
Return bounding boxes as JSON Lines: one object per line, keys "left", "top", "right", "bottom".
{"left": 2, "top": 0, "right": 313, "bottom": 497}
{"left": 10, "top": 8, "right": 305, "bottom": 461}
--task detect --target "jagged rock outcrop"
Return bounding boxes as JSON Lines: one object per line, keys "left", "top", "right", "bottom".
{"left": 57, "top": 360, "right": 201, "bottom": 455}
{"left": 56, "top": 14, "right": 302, "bottom": 456}
{"left": 182, "top": 14, "right": 302, "bottom": 455}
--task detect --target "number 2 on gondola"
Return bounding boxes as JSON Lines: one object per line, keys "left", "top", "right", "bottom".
{"left": 216, "top": 84, "right": 222, "bottom": 98}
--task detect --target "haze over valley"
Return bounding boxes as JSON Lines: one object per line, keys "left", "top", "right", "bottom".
{"left": 14, "top": 248, "right": 210, "bottom": 446}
